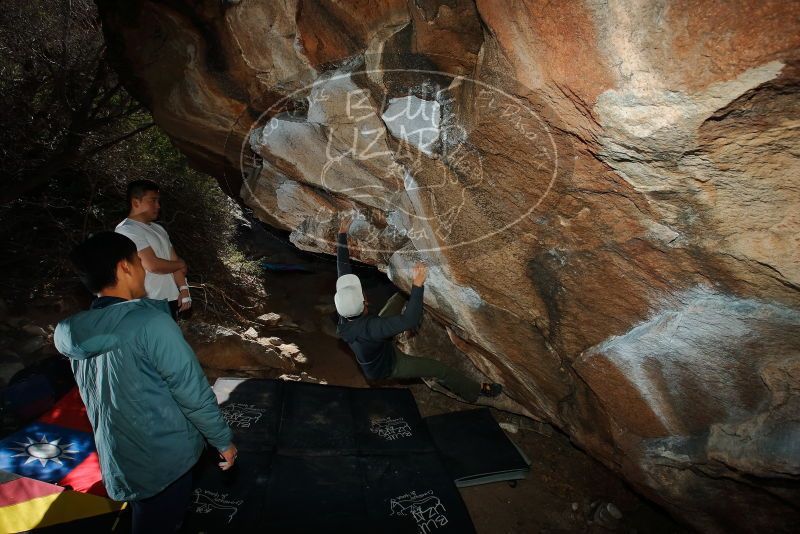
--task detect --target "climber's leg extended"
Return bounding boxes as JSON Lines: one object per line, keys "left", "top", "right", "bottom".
{"left": 389, "top": 348, "right": 483, "bottom": 403}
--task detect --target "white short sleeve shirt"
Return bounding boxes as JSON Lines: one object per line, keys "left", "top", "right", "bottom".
{"left": 115, "top": 218, "right": 180, "bottom": 302}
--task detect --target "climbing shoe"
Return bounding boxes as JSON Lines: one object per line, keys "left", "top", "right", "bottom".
{"left": 479, "top": 382, "right": 503, "bottom": 397}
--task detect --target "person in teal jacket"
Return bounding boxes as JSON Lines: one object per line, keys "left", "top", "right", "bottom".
{"left": 54, "top": 231, "right": 237, "bottom": 534}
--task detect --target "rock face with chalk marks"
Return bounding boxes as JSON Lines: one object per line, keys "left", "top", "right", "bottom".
{"left": 97, "top": 1, "right": 800, "bottom": 531}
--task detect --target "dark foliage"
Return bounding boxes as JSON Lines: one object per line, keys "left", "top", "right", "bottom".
{"left": 0, "top": 0, "right": 261, "bottom": 323}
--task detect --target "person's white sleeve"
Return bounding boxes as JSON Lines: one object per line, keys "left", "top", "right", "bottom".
{"left": 115, "top": 226, "right": 150, "bottom": 251}
{"left": 152, "top": 223, "right": 174, "bottom": 249}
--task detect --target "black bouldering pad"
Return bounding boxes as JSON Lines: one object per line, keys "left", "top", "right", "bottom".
{"left": 424, "top": 408, "right": 531, "bottom": 487}
{"left": 214, "top": 378, "right": 435, "bottom": 455}
{"left": 184, "top": 450, "right": 272, "bottom": 531}
{"left": 260, "top": 453, "right": 475, "bottom": 534}
{"left": 351, "top": 386, "right": 435, "bottom": 454}
{"left": 278, "top": 381, "right": 356, "bottom": 453}
{"left": 264, "top": 454, "right": 366, "bottom": 533}
{"left": 363, "top": 453, "right": 476, "bottom": 534}
{"left": 183, "top": 378, "right": 474, "bottom": 533}
{"left": 213, "top": 378, "right": 283, "bottom": 452}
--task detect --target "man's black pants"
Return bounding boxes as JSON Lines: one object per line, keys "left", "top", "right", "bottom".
{"left": 130, "top": 467, "right": 193, "bottom": 534}
{"left": 168, "top": 299, "right": 179, "bottom": 321}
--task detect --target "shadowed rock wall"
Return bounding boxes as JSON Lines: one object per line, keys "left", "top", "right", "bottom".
{"left": 96, "top": 1, "right": 800, "bottom": 531}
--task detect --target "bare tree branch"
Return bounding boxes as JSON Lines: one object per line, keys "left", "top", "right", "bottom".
{"left": 80, "top": 121, "right": 155, "bottom": 159}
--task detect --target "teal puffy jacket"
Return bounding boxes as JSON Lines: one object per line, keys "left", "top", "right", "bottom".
{"left": 54, "top": 297, "right": 232, "bottom": 501}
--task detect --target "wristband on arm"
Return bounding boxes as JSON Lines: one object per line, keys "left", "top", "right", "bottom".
{"left": 179, "top": 284, "right": 191, "bottom": 304}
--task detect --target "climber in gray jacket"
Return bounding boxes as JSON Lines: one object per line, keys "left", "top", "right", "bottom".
{"left": 334, "top": 214, "right": 502, "bottom": 402}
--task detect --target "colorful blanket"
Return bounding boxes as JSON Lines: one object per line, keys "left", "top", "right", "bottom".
{"left": 0, "top": 388, "right": 123, "bottom": 532}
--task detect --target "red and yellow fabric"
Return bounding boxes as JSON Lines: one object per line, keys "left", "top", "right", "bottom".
{"left": 0, "top": 471, "right": 123, "bottom": 532}
{"left": 0, "top": 388, "right": 124, "bottom": 531}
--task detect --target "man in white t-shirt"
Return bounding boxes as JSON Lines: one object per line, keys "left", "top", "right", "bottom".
{"left": 115, "top": 180, "right": 191, "bottom": 320}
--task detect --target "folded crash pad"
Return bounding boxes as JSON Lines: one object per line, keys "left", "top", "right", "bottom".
{"left": 424, "top": 408, "right": 531, "bottom": 487}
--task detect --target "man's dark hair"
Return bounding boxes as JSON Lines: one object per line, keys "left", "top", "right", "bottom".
{"left": 126, "top": 179, "right": 160, "bottom": 209}
{"left": 70, "top": 232, "right": 138, "bottom": 294}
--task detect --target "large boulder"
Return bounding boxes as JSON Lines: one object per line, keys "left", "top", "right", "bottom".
{"left": 96, "top": 1, "right": 800, "bottom": 531}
